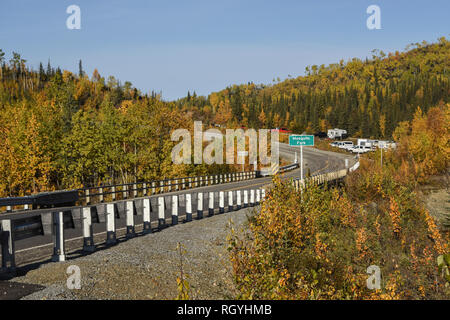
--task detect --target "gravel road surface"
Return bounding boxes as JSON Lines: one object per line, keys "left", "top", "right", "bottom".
{"left": 14, "top": 206, "right": 257, "bottom": 300}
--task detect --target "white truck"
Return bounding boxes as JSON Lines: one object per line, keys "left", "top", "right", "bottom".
{"left": 338, "top": 141, "right": 354, "bottom": 151}
{"left": 351, "top": 145, "right": 372, "bottom": 154}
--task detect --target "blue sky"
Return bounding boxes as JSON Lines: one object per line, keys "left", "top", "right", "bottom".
{"left": 1, "top": 0, "right": 449, "bottom": 100}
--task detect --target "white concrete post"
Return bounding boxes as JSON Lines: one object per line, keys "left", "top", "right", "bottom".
{"left": 112, "top": 186, "right": 116, "bottom": 201}
{"left": 250, "top": 189, "right": 255, "bottom": 206}
{"left": 143, "top": 198, "right": 152, "bottom": 234}
{"left": 52, "top": 211, "right": 66, "bottom": 262}
{"left": 143, "top": 183, "right": 147, "bottom": 196}
{"left": 236, "top": 190, "right": 242, "bottom": 210}
{"left": 175, "top": 179, "right": 179, "bottom": 191}
{"left": 168, "top": 180, "right": 172, "bottom": 192}
{"left": 126, "top": 201, "right": 136, "bottom": 238}
{"left": 197, "top": 192, "right": 203, "bottom": 219}
{"left": 172, "top": 195, "right": 178, "bottom": 225}
{"left": 185, "top": 194, "right": 192, "bottom": 222}
{"left": 228, "top": 190, "right": 233, "bottom": 212}
{"left": 106, "top": 203, "right": 117, "bottom": 245}
{"left": 99, "top": 187, "right": 104, "bottom": 203}
{"left": 243, "top": 190, "right": 249, "bottom": 207}
{"left": 158, "top": 197, "right": 165, "bottom": 229}
{"left": 182, "top": 178, "right": 185, "bottom": 190}
{"left": 123, "top": 185, "right": 128, "bottom": 199}
{"left": 85, "top": 189, "right": 90, "bottom": 205}
{"left": 82, "top": 207, "right": 95, "bottom": 252}
{"left": 189, "top": 177, "right": 192, "bottom": 188}
{"left": 133, "top": 183, "right": 138, "bottom": 197}
{"left": 208, "top": 192, "right": 214, "bottom": 216}
{"left": 160, "top": 181, "right": 164, "bottom": 194}
{"left": 262, "top": 189, "right": 266, "bottom": 199}
{"left": 256, "top": 189, "right": 261, "bottom": 204}
{"left": 152, "top": 182, "right": 156, "bottom": 194}
{"left": 1, "top": 219, "right": 16, "bottom": 272}
{"left": 219, "top": 191, "right": 225, "bottom": 213}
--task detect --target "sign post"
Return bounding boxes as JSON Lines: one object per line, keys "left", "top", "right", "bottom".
{"left": 289, "top": 135, "right": 314, "bottom": 181}
{"left": 301, "top": 145, "right": 303, "bottom": 180}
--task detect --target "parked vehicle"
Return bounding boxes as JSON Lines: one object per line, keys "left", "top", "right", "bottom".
{"left": 314, "top": 131, "right": 328, "bottom": 139}
{"left": 351, "top": 145, "right": 371, "bottom": 154}
{"left": 272, "top": 127, "right": 292, "bottom": 133}
{"left": 327, "top": 128, "right": 347, "bottom": 139}
{"left": 357, "top": 138, "right": 374, "bottom": 148}
{"left": 338, "top": 141, "right": 353, "bottom": 149}
{"left": 343, "top": 143, "right": 355, "bottom": 151}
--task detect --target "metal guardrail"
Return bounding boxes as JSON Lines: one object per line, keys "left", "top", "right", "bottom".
{"left": 77, "top": 171, "right": 257, "bottom": 206}
{"left": 291, "top": 161, "right": 359, "bottom": 190}
{"left": 0, "top": 162, "right": 360, "bottom": 274}
{"left": 0, "top": 171, "right": 257, "bottom": 213}
{"left": 259, "top": 163, "right": 300, "bottom": 176}
{"left": 0, "top": 187, "right": 266, "bottom": 273}
{"left": 0, "top": 190, "right": 79, "bottom": 213}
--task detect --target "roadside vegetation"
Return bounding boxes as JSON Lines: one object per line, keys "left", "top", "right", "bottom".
{"left": 1, "top": 38, "right": 448, "bottom": 198}
{"left": 0, "top": 54, "right": 240, "bottom": 197}
{"left": 228, "top": 105, "right": 449, "bottom": 299}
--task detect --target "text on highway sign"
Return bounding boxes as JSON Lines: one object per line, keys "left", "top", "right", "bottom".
{"left": 289, "top": 135, "right": 314, "bottom": 146}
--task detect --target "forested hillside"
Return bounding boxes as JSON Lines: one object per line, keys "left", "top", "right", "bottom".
{"left": 0, "top": 52, "right": 230, "bottom": 197}
{"left": 0, "top": 37, "right": 449, "bottom": 197}
{"left": 178, "top": 37, "right": 450, "bottom": 138}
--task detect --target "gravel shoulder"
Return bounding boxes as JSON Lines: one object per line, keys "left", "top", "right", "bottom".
{"left": 13, "top": 206, "right": 257, "bottom": 300}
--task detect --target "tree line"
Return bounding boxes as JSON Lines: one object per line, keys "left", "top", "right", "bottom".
{"left": 176, "top": 37, "right": 450, "bottom": 138}
{"left": 0, "top": 37, "right": 449, "bottom": 197}
{"left": 0, "top": 53, "right": 231, "bottom": 197}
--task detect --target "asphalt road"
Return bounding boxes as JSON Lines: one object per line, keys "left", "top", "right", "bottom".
{"left": 1, "top": 143, "right": 356, "bottom": 270}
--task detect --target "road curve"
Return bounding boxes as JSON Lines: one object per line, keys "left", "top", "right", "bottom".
{"left": 1, "top": 143, "right": 355, "bottom": 268}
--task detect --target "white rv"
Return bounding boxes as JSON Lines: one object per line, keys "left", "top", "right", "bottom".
{"left": 327, "top": 128, "right": 347, "bottom": 139}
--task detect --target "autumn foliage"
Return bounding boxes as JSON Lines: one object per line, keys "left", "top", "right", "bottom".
{"left": 228, "top": 105, "right": 449, "bottom": 299}
{"left": 0, "top": 55, "right": 238, "bottom": 197}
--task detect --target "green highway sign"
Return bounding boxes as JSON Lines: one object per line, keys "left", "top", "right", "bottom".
{"left": 289, "top": 135, "right": 314, "bottom": 146}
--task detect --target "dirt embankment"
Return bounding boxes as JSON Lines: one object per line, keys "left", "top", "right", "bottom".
{"left": 12, "top": 207, "right": 256, "bottom": 300}
{"left": 421, "top": 173, "right": 450, "bottom": 230}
